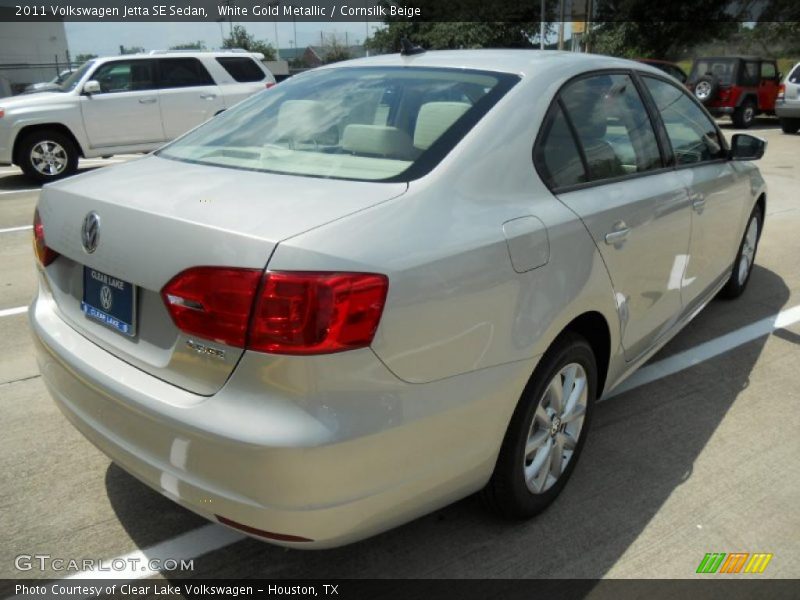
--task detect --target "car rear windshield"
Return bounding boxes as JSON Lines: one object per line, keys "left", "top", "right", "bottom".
{"left": 689, "top": 59, "right": 737, "bottom": 85}
{"left": 157, "top": 66, "right": 519, "bottom": 182}
{"left": 216, "top": 57, "right": 266, "bottom": 82}
{"left": 789, "top": 64, "right": 800, "bottom": 84}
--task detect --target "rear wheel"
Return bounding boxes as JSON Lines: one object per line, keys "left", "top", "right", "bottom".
{"left": 18, "top": 129, "right": 79, "bottom": 183}
{"left": 780, "top": 118, "right": 800, "bottom": 134}
{"left": 482, "top": 332, "right": 597, "bottom": 518}
{"left": 732, "top": 100, "right": 756, "bottom": 129}
{"left": 719, "top": 204, "right": 762, "bottom": 299}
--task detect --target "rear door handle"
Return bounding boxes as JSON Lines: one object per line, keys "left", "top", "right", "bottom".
{"left": 605, "top": 222, "right": 631, "bottom": 245}
{"left": 200, "top": 93, "right": 217, "bottom": 100}
{"left": 138, "top": 97, "right": 157, "bottom": 104}
{"left": 691, "top": 193, "right": 707, "bottom": 212}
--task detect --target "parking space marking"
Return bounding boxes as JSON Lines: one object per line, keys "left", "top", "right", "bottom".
{"left": 605, "top": 303, "right": 800, "bottom": 399}
{"left": 20, "top": 300, "right": 797, "bottom": 588}
{"left": 0, "top": 306, "right": 27, "bottom": 318}
{"left": 0, "top": 189, "right": 39, "bottom": 196}
{"left": 0, "top": 225, "right": 32, "bottom": 234}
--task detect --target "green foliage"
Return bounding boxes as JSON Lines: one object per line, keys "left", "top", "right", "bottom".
{"left": 222, "top": 25, "right": 276, "bottom": 60}
{"left": 324, "top": 40, "right": 352, "bottom": 64}
{"left": 119, "top": 45, "right": 145, "bottom": 55}
{"left": 169, "top": 41, "right": 207, "bottom": 51}
{"left": 74, "top": 53, "right": 98, "bottom": 63}
{"left": 366, "top": 22, "right": 542, "bottom": 54}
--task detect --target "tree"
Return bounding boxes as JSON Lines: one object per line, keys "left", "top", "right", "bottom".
{"left": 74, "top": 53, "right": 98, "bottom": 63}
{"left": 222, "top": 25, "right": 276, "bottom": 60}
{"left": 170, "top": 41, "right": 206, "bottom": 51}
{"left": 366, "top": 22, "right": 543, "bottom": 54}
{"left": 119, "top": 45, "right": 145, "bottom": 55}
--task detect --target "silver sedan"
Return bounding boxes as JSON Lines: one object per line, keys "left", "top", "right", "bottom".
{"left": 30, "top": 50, "right": 767, "bottom": 548}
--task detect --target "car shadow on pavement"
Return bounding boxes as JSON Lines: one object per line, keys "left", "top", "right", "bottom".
{"left": 105, "top": 264, "right": 790, "bottom": 579}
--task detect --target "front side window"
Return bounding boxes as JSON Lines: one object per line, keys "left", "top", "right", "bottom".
{"left": 159, "top": 58, "right": 214, "bottom": 88}
{"left": 741, "top": 62, "right": 760, "bottom": 86}
{"left": 158, "top": 67, "right": 518, "bottom": 182}
{"left": 559, "top": 73, "right": 662, "bottom": 182}
{"left": 643, "top": 76, "right": 725, "bottom": 165}
{"left": 90, "top": 60, "right": 156, "bottom": 93}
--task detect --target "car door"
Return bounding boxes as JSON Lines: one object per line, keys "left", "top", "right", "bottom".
{"left": 642, "top": 75, "right": 751, "bottom": 312}
{"left": 156, "top": 57, "right": 224, "bottom": 139}
{"left": 539, "top": 72, "right": 692, "bottom": 362}
{"left": 758, "top": 61, "right": 780, "bottom": 111}
{"left": 80, "top": 59, "right": 165, "bottom": 148}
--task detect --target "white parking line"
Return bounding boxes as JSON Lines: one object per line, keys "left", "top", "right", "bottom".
{"left": 0, "top": 306, "right": 27, "bottom": 318}
{"left": 22, "top": 300, "right": 798, "bottom": 591}
{"left": 0, "top": 225, "right": 32, "bottom": 234}
{"left": 0, "top": 188, "right": 39, "bottom": 196}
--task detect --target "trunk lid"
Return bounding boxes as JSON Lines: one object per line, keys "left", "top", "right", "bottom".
{"left": 38, "top": 155, "right": 407, "bottom": 395}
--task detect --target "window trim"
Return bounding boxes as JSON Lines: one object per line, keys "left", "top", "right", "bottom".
{"left": 636, "top": 71, "right": 730, "bottom": 173}
{"left": 533, "top": 68, "right": 673, "bottom": 195}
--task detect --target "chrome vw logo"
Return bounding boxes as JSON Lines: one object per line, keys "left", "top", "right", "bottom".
{"left": 99, "top": 285, "right": 113, "bottom": 311}
{"left": 81, "top": 211, "right": 100, "bottom": 254}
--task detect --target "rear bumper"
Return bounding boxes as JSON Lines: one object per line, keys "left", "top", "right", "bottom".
{"left": 775, "top": 103, "right": 800, "bottom": 119}
{"left": 30, "top": 274, "right": 535, "bottom": 547}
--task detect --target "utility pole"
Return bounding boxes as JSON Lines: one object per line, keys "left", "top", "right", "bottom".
{"left": 540, "top": 0, "right": 545, "bottom": 49}
{"left": 557, "top": 0, "right": 565, "bottom": 50}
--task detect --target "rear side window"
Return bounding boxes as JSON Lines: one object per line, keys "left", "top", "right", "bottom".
{"left": 535, "top": 104, "right": 587, "bottom": 189}
{"left": 158, "top": 58, "right": 214, "bottom": 88}
{"left": 559, "top": 73, "right": 662, "bottom": 182}
{"left": 216, "top": 57, "right": 265, "bottom": 82}
{"left": 643, "top": 76, "right": 725, "bottom": 165}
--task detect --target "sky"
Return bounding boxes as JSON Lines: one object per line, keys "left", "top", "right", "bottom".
{"left": 66, "top": 21, "right": 380, "bottom": 57}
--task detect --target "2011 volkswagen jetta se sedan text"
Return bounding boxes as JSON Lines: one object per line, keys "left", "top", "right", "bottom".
{"left": 30, "top": 50, "right": 767, "bottom": 548}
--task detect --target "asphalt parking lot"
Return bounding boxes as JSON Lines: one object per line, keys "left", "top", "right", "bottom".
{"left": 1, "top": 122, "right": 799, "bottom": 584}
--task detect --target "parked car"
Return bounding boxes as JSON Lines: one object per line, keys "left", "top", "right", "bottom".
{"left": 30, "top": 50, "right": 767, "bottom": 548}
{"left": 22, "top": 68, "right": 77, "bottom": 95}
{"left": 0, "top": 50, "right": 275, "bottom": 182}
{"left": 687, "top": 56, "right": 781, "bottom": 128}
{"left": 776, "top": 61, "right": 800, "bottom": 134}
{"left": 635, "top": 58, "right": 687, "bottom": 83}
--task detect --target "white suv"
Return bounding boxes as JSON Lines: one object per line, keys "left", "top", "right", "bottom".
{"left": 0, "top": 50, "right": 275, "bottom": 181}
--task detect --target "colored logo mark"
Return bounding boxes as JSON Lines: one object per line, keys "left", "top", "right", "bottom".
{"left": 696, "top": 552, "right": 773, "bottom": 574}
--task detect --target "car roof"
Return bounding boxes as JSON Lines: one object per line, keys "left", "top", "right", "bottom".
{"left": 94, "top": 51, "right": 263, "bottom": 61}
{"left": 696, "top": 56, "right": 773, "bottom": 62}
{"left": 317, "top": 49, "right": 663, "bottom": 80}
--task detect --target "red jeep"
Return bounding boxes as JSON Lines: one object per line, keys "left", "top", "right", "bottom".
{"left": 687, "top": 56, "right": 781, "bottom": 128}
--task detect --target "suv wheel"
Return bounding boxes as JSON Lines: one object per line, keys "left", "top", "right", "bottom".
{"left": 732, "top": 100, "right": 756, "bottom": 128}
{"left": 693, "top": 75, "right": 718, "bottom": 105}
{"left": 482, "top": 332, "right": 596, "bottom": 518}
{"left": 18, "top": 130, "right": 79, "bottom": 183}
{"left": 780, "top": 118, "right": 800, "bottom": 134}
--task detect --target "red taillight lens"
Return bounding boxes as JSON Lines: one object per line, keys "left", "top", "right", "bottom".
{"left": 32, "top": 208, "right": 59, "bottom": 267}
{"left": 266, "top": 82, "right": 276, "bottom": 89}
{"left": 250, "top": 272, "right": 388, "bottom": 355}
{"left": 161, "top": 268, "right": 388, "bottom": 354}
{"left": 161, "top": 267, "right": 262, "bottom": 347}
{"left": 777, "top": 83, "right": 785, "bottom": 100}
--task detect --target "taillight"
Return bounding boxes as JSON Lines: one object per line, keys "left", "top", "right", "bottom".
{"left": 161, "top": 267, "right": 262, "bottom": 347}
{"left": 777, "top": 84, "right": 785, "bottom": 100}
{"left": 249, "top": 272, "right": 388, "bottom": 355}
{"left": 161, "top": 268, "right": 388, "bottom": 354}
{"left": 266, "top": 82, "right": 276, "bottom": 89}
{"left": 33, "top": 208, "right": 59, "bottom": 267}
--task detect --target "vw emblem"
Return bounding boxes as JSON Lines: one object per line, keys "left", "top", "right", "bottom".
{"left": 99, "top": 285, "right": 113, "bottom": 311}
{"left": 81, "top": 211, "right": 100, "bottom": 254}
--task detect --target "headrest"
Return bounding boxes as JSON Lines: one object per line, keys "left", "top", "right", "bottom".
{"left": 341, "top": 124, "right": 413, "bottom": 158}
{"left": 413, "top": 102, "right": 470, "bottom": 150}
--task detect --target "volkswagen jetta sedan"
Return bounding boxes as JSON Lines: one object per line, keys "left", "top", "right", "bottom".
{"left": 30, "top": 50, "right": 767, "bottom": 548}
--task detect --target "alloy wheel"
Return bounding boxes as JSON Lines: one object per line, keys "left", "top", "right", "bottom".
{"left": 737, "top": 216, "right": 758, "bottom": 285}
{"left": 30, "top": 140, "right": 68, "bottom": 176}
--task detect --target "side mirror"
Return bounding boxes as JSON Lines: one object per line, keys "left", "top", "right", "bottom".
{"left": 83, "top": 80, "right": 101, "bottom": 95}
{"left": 729, "top": 133, "right": 766, "bottom": 161}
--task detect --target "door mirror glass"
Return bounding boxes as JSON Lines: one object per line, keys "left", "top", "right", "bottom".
{"left": 83, "top": 80, "right": 101, "bottom": 95}
{"left": 730, "top": 134, "right": 766, "bottom": 161}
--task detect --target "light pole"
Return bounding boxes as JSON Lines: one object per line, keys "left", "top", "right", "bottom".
{"left": 540, "top": 0, "right": 545, "bottom": 50}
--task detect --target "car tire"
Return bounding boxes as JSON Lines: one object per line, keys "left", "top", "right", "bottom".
{"left": 18, "top": 129, "right": 79, "bottom": 183}
{"left": 780, "top": 118, "right": 800, "bottom": 134}
{"left": 732, "top": 100, "right": 757, "bottom": 129}
{"left": 693, "top": 75, "right": 718, "bottom": 105}
{"left": 719, "top": 204, "right": 763, "bottom": 300}
{"left": 482, "top": 332, "right": 597, "bottom": 519}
